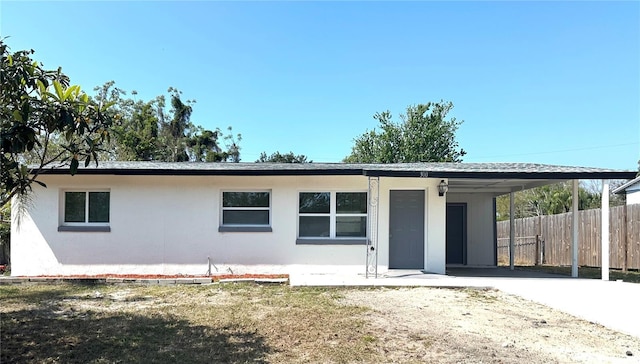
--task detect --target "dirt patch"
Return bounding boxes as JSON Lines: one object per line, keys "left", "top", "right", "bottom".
{"left": 341, "top": 287, "right": 640, "bottom": 363}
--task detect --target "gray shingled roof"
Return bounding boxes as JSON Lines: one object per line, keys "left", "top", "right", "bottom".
{"left": 36, "top": 161, "right": 637, "bottom": 180}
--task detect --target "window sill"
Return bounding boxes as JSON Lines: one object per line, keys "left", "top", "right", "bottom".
{"left": 296, "top": 238, "right": 367, "bottom": 245}
{"left": 58, "top": 225, "right": 111, "bottom": 232}
{"left": 218, "top": 226, "right": 272, "bottom": 233}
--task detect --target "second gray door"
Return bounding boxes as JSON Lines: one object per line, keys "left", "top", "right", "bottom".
{"left": 389, "top": 190, "right": 425, "bottom": 269}
{"left": 446, "top": 203, "right": 467, "bottom": 265}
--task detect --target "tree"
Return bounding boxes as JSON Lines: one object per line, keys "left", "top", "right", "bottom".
{"left": 256, "top": 151, "right": 311, "bottom": 163}
{"left": 0, "top": 202, "right": 9, "bottom": 265}
{"left": 344, "top": 101, "right": 465, "bottom": 163}
{"left": 156, "top": 87, "right": 193, "bottom": 162}
{"left": 93, "top": 82, "right": 160, "bottom": 161}
{"left": 495, "top": 181, "right": 622, "bottom": 221}
{"left": 158, "top": 90, "right": 242, "bottom": 162}
{"left": 186, "top": 126, "right": 242, "bottom": 162}
{"left": 1, "top": 40, "right": 115, "bottom": 207}
{"left": 93, "top": 82, "right": 242, "bottom": 162}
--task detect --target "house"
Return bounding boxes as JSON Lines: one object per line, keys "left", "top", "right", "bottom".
{"left": 613, "top": 176, "right": 640, "bottom": 205}
{"left": 10, "top": 162, "right": 636, "bottom": 277}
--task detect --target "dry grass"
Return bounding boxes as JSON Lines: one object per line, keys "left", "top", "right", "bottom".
{"left": 0, "top": 283, "right": 379, "bottom": 364}
{"left": 3, "top": 282, "right": 639, "bottom": 363}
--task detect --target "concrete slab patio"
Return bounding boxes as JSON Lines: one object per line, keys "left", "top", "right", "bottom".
{"left": 289, "top": 267, "right": 640, "bottom": 339}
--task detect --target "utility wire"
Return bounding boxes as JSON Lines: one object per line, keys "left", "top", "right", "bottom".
{"left": 466, "top": 142, "right": 638, "bottom": 161}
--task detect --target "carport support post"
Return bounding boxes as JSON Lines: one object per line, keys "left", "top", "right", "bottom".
{"left": 601, "top": 180, "right": 610, "bottom": 281}
{"left": 509, "top": 191, "right": 515, "bottom": 270}
{"left": 571, "top": 180, "right": 579, "bottom": 278}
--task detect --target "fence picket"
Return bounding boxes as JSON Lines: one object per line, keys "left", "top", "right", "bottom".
{"left": 496, "top": 204, "right": 640, "bottom": 269}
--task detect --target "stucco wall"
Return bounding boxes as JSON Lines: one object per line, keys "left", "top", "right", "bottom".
{"left": 627, "top": 190, "right": 640, "bottom": 205}
{"left": 446, "top": 193, "right": 496, "bottom": 266}
{"left": 11, "top": 174, "right": 446, "bottom": 276}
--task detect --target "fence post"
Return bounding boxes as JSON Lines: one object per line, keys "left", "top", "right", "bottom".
{"left": 509, "top": 192, "right": 515, "bottom": 270}
{"left": 571, "top": 179, "right": 579, "bottom": 277}
{"left": 623, "top": 204, "right": 628, "bottom": 272}
{"left": 535, "top": 235, "right": 540, "bottom": 265}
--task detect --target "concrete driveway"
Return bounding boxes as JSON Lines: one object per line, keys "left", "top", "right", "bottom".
{"left": 487, "top": 276, "right": 640, "bottom": 339}
{"left": 290, "top": 267, "right": 640, "bottom": 338}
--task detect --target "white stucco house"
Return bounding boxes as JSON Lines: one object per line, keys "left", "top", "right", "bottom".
{"left": 10, "top": 162, "right": 636, "bottom": 277}
{"left": 613, "top": 176, "right": 640, "bottom": 205}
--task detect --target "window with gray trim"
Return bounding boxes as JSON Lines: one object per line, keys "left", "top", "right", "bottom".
{"left": 221, "top": 191, "right": 271, "bottom": 227}
{"left": 298, "top": 192, "right": 367, "bottom": 239}
{"left": 63, "top": 191, "right": 110, "bottom": 224}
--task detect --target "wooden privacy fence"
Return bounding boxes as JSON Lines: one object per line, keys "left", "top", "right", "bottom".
{"left": 497, "top": 204, "right": 640, "bottom": 270}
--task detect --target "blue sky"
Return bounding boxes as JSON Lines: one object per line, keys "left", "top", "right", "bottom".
{"left": 2, "top": 1, "right": 639, "bottom": 169}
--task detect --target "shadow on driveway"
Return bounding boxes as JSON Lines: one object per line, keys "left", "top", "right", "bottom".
{"left": 445, "top": 267, "right": 570, "bottom": 279}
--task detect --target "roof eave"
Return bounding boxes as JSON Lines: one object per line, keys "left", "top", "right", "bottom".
{"left": 35, "top": 168, "right": 366, "bottom": 177}
{"left": 612, "top": 176, "right": 640, "bottom": 194}
{"left": 35, "top": 167, "right": 638, "bottom": 180}
{"left": 364, "top": 170, "right": 638, "bottom": 180}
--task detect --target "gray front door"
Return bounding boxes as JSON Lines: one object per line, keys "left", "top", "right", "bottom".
{"left": 389, "top": 190, "right": 425, "bottom": 269}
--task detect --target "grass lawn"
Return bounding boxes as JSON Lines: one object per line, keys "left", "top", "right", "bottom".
{"left": 517, "top": 265, "right": 640, "bottom": 283}
{"left": 0, "top": 283, "right": 377, "bottom": 363}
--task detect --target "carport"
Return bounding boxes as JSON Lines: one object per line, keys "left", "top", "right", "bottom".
{"left": 415, "top": 163, "right": 636, "bottom": 280}
{"left": 357, "top": 163, "right": 636, "bottom": 279}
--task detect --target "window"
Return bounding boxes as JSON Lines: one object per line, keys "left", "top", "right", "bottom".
{"left": 219, "top": 191, "right": 272, "bottom": 232}
{"left": 297, "top": 192, "right": 367, "bottom": 244}
{"left": 59, "top": 191, "right": 110, "bottom": 232}
{"left": 336, "top": 192, "right": 368, "bottom": 237}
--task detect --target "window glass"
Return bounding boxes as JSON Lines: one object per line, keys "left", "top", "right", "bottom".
{"left": 221, "top": 191, "right": 270, "bottom": 226}
{"left": 336, "top": 216, "right": 367, "bottom": 237}
{"left": 89, "top": 192, "right": 110, "bottom": 223}
{"left": 223, "top": 210, "right": 269, "bottom": 225}
{"left": 64, "top": 192, "right": 86, "bottom": 222}
{"left": 299, "top": 216, "right": 330, "bottom": 237}
{"left": 298, "top": 191, "right": 368, "bottom": 239}
{"left": 336, "top": 193, "right": 367, "bottom": 214}
{"left": 223, "top": 192, "right": 269, "bottom": 207}
{"left": 299, "top": 192, "right": 330, "bottom": 213}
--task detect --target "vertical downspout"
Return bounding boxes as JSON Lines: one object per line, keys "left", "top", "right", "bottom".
{"left": 493, "top": 197, "right": 498, "bottom": 266}
{"left": 366, "top": 176, "right": 380, "bottom": 278}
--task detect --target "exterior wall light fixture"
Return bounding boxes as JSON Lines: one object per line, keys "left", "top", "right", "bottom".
{"left": 438, "top": 180, "right": 449, "bottom": 196}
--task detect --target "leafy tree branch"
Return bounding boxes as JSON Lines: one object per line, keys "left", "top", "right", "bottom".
{"left": 1, "top": 40, "right": 115, "bottom": 207}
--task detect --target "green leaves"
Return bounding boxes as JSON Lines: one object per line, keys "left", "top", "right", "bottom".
{"left": 496, "top": 182, "right": 610, "bottom": 220}
{"left": 36, "top": 79, "right": 46, "bottom": 95}
{"left": 12, "top": 110, "right": 22, "bottom": 122}
{"left": 256, "top": 151, "right": 311, "bottom": 163}
{"left": 100, "top": 82, "right": 241, "bottom": 163}
{"left": 53, "top": 80, "right": 64, "bottom": 100}
{"left": 1, "top": 40, "right": 115, "bottom": 207}
{"left": 344, "top": 101, "right": 465, "bottom": 163}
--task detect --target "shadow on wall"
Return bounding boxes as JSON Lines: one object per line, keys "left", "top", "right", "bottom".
{"left": 31, "top": 224, "right": 225, "bottom": 266}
